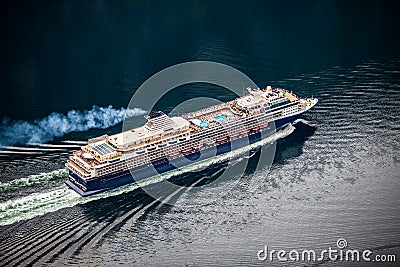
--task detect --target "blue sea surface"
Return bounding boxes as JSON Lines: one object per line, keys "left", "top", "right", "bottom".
{"left": 0, "top": 1, "right": 399, "bottom": 266}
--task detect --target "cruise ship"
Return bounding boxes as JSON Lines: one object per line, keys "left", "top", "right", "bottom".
{"left": 65, "top": 86, "right": 318, "bottom": 196}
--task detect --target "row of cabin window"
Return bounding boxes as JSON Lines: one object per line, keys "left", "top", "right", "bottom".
{"left": 75, "top": 158, "right": 89, "bottom": 170}
{"left": 99, "top": 157, "right": 143, "bottom": 174}
{"left": 282, "top": 106, "right": 301, "bottom": 116}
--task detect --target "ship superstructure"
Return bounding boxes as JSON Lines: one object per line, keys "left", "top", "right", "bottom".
{"left": 66, "top": 86, "right": 317, "bottom": 195}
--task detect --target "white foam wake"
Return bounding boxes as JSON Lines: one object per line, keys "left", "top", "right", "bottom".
{"left": 0, "top": 169, "right": 68, "bottom": 193}
{"left": 0, "top": 124, "right": 296, "bottom": 226}
{"left": 293, "top": 118, "right": 316, "bottom": 127}
{"left": 0, "top": 105, "right": 146, "bottom": 146}
{"left": 61, "top": 140, "right": 88, "bottom": 145}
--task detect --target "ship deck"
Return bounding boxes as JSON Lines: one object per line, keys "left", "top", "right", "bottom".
{"left": 285, "top": 92, "right": 298, "bottom": 102}
{"left": 182, "top": 102, "right": 239, "bottom": 133}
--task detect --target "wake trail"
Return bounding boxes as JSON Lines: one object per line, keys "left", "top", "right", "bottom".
{"left": 0, "top": 169, "right": 68, "bottom": 193}
{"left": 61, "top": 140, "right": 88, "bottom": 145}
{"left": 0, "top": 124, "right": 296, "bottom": 226}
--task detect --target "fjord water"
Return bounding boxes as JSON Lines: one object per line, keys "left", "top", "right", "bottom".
{"left": 1, "top": 1, "right": 400, "bottom": 266}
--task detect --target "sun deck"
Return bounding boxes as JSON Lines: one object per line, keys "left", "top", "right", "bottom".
{"left": 182, "top": 103, "right": 239, "bottom": 133}
{"left": 284, "top": 91, "right": 298, "bottom": 102}
{"left": 107, "top": 115, "right": 190, "bottom": 149}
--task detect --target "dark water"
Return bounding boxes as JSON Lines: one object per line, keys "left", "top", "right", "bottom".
{"left": 1, "top": 1, "right": 400, "bottom": 266}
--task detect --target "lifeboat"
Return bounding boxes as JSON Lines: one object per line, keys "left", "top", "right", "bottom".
{"left": 169, "top": 139, "right": 178, "bottom": 144}
{"left": 158, "top": 143, "right": 167, "bottom": 147}
{"left": 136, "top": 150, "right": 145, "bottom": 155}
{"left": 179, "top": 137, "right": 187, "bottom": 142}
{"left": 169, "top": 151, "right": 179, "bottom": 157}
{"left": 231, "top": 132, "right": 239, "bottom": 137}
{"left": 217, "top": 136, "right": 228, "bottom": 141}
{"left": 253, "top": 126, "right": 260, "bottom": 131}
{"left": 181, "top": 147, "right": 193, "bottom": 153}
{"left": 243, "top": 129, "right": 250, "bottom": 133}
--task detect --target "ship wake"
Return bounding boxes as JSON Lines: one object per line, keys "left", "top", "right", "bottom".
{"left": 0, "top": 123, "right": 296, "bottom": 226}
